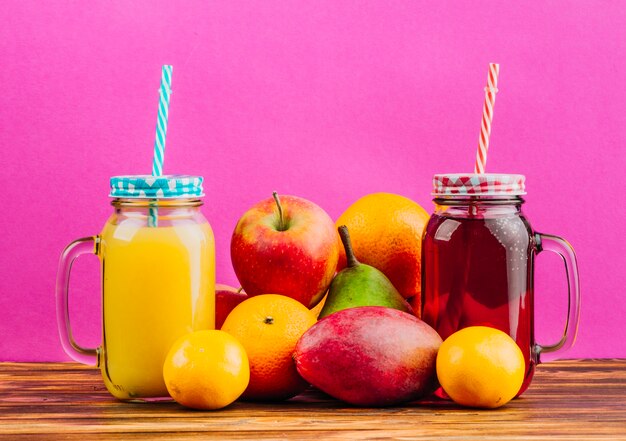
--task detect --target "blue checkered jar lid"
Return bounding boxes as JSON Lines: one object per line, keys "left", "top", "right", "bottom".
{"left": 109, "top": 175, "right": 204, "bottom": 199}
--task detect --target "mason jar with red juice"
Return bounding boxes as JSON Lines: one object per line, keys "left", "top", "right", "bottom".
{"left": 421, "top": 173, "right": 580, "bottom": 395}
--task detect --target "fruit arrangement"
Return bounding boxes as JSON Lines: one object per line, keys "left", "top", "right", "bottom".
{"left": 54, "top": 64, "right": 576, "bottom": 412}
{"left": 162, "top": 192, "right": 526, "bottom": 410}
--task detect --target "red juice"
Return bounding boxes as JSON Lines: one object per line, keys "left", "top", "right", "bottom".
{"left": 422, "top": 204, "right": 537, "bottom": 395}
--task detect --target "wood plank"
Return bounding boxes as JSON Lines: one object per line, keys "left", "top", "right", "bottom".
{"left": 0, "top": 360, "right": 625, "bottom": 440}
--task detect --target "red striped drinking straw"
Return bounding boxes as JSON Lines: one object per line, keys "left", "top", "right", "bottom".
{"left": 474, "top": 63, "right": 500, "bottom": 174}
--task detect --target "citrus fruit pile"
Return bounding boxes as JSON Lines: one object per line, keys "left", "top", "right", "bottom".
{"left": 160, "top": 192, "right": 526, "bottom": 411}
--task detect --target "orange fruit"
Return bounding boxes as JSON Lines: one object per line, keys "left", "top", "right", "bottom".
{"left": 309, "top": 293, "right": 327, "bottom": 319}
{"left": 163, "top": 330, "right": 249, "bottom": 410}
{"left": 436, "top": 326, "right": 525, "bottom": 408}
{"left": 336, "top": 193, "right": 429, "bottom": 308}
{"left": 221, "top": 294, "right": 317, "bottom": 401}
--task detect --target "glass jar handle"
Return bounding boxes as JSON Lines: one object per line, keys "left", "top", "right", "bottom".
{"left": 534, "top": 233, "right": 581, "bottom": 362}
{"left": 55, "top": 236, "right": 100, "bottom": 366}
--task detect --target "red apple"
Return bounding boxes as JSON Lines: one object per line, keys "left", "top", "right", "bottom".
{"left": 215, "top": 284, "right": 248, "bottom": 329}
{"left": 231, "top": 193, "right": 338, "bottom": 308}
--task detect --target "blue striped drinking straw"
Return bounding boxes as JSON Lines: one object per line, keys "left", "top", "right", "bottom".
{"left": 149, "top": 65, "right": 173, "bottom": 227}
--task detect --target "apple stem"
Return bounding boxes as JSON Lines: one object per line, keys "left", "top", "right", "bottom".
{"left": 272, "top": 191, "right": 287, "bottom": 231}
{"left": 236, "top": 287, "right": 244, "bottom": 294}
{"left": 338, "top": 225, "right": 359, "bottom": 268}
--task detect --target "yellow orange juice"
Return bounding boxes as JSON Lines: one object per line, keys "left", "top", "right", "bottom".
{"left": 99, "top": 217, "right": 215, "bottom": 400}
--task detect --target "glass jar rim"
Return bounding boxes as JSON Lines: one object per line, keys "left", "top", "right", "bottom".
{"left": 433, "top": 194, "right": 525, "bottom": 205}
{"left": 111, "top": 197, "right": 203, "bottom": 208}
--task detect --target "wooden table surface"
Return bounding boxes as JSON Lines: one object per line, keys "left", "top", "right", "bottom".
{"left": 1, "top": 360, "right": 625, "bottom": 440}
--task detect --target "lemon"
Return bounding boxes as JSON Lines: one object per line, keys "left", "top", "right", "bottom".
{"left": 436, "top": 326, "right": 525, "bottom": 408}
{"left": 163, "top": 330, "right": 249, "bottom": 410}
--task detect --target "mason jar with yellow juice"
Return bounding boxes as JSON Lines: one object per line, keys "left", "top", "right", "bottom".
{"left": 56, "top": 175, "right": 215, "bottom": 401}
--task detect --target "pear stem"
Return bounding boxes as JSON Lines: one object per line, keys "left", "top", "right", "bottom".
{"left": 338, "top": 225, "right": 359, "bottom": 268}
{"left": 272, "top": 191, "right": 286, "bottom": 231}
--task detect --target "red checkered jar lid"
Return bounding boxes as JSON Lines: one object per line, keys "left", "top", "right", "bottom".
{"left": 432, "top": 173, "right": 526, "bottom": 197}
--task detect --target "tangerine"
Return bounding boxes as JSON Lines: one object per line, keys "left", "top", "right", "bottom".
{"left": 221, "top": 294, "right": 317, "bottom": 401}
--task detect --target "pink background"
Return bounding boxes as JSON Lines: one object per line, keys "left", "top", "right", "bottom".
{"left": 1, "top": 1, "right": 624, "bottom": 361}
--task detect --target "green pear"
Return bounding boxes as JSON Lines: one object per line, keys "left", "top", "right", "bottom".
{"left": 319, "top": 225, "right": 413, "bottom": 319}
